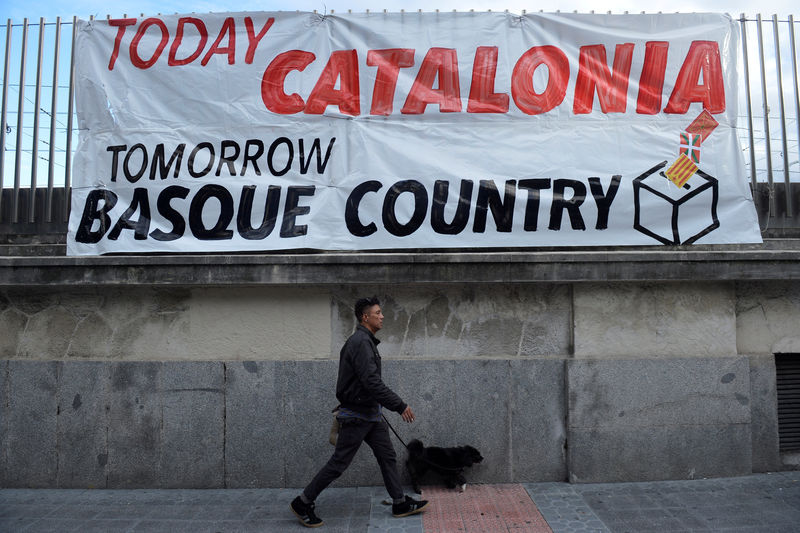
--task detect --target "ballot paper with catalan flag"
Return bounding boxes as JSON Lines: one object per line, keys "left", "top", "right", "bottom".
{"left": 665, "top": 154, "right": 699, "bottom": 188}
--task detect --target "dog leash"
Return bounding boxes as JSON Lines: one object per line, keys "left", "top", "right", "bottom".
{"left": 382, "top": 414, "right": 410, "bottom": 449}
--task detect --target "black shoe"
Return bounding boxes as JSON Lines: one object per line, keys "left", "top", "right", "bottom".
{"left": 291, "top": 496, "right": 324, "bottom": 528}
{"left": 392, "top": 495, "right": 429, "bottom": 517}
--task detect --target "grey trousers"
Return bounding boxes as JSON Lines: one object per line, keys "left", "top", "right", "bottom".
{"left": 303, "top": 418, "right": 404, "bottom": 502}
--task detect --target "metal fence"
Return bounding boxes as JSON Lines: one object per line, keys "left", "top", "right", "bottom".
{"left": 0, "top": 12, "right": 799, "bottom": 238}
{"left": 741, "top": 14, "right": 800, "bottom": 233}
{"left": 1, "top": 17, "right": 75, "bottom": 230}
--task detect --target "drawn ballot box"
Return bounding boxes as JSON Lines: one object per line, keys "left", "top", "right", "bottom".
{"left": 633, "top": 160, "right": 720, "bottom": 245}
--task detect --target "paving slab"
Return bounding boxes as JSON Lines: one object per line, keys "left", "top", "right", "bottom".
{"left": 1, "top": 473, "right": 799, "bottom": 532}
{"left": 423, "top": 484, "right": 551, "bottom": 533}
{"left": 525, "top": 472, "right": 800, "bottom": 533}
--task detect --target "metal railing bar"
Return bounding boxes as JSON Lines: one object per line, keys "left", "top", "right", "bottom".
{"left": 735, "top": 131, "right": 800, "bottom": 141}
{"left": 8, "top": 129, "right": 71, "bottom": 137}
{"left": 7, "top": 14, "right": 800, "bottom": 22}
{"left": 29, "top": 17, "right": 45, "bottom": 222}
{"left": 0, "top": 111, "right": 786, "bottom": 123}
{"left": 0, "top": 19, "right": 11, "bottom": 213}
{"left": 757, "top": 14, "right": 777, "bottom": 215}
{"left": 12, "top": 18, "right": 27, "bottom": 223}
{"left": 6, "top": 80, "right": 77, "bottom": 87}
{"left": 741, "top": 15, "right": 759, "bottom": 202}
{"left": 773, "top": 15, "right": 794, "bottom": 216}
{"left": 5, "top": 84, "right": 76, "bottom": 89}
{"left": 1, "top": 21, "right": 71, "bottom": 28}
{"left": 64, "top": 16, "right": 76, "bottom": 222}
{"left": 4, "top": 146, "right": 69, "bottom": 154}
{"left": 46, "top": 16, "right": 61, "bottom": 222}
{"left": 10, "top": 112, "right": 797, "bottom": 121}
{"left": 741, "top": 17, "right": 799, "bottom": 23}
{"left": 790, "top": 14, "right": 800, "bottom": 208}
{"left": 747, "top": 163, "right": 800, "bottom": 171}
{"left": 5, "top": 111, "right": 73, "bottom": 117}
{"left": 746, "top": 155, "right": 800, "bottom": 164}
{"left": 750, "top": 167, "right": 800, "bottom": 172}
{"left": 750, "top": 170, "right": 800, "bottom": 175}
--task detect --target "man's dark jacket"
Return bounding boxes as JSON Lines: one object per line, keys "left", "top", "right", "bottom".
{"left": 336, "top": 324, "right": 407, "bottom": 415}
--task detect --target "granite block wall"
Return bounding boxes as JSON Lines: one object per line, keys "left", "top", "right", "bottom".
{"left": 566, "top": 357, "right": 753, "bottom": 482}
{"left": 1, "top": 280, "right": 796, "bottom": 487}
{"left": 0, "top": 359, "right": 565, "bottom": 488}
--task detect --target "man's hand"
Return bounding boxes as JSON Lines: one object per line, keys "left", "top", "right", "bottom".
{"left": 401, "top": 406, "right": 415, "bottom": 423}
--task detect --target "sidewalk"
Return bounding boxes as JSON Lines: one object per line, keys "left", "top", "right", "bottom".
{"left": 1, "top": 472, "right": 798, "bottom": 532}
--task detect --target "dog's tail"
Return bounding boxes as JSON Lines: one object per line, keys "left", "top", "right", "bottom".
{"left": 407, "top": 439, "right": 424, "bottom": 456}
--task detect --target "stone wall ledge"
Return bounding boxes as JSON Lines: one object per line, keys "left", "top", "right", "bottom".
{"left": 2, "top": 240, "right": 800, "bottom": 286}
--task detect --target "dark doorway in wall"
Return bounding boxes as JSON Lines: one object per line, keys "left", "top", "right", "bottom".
{"left": 776, "top": 353, "right": 800, "bottom": 453}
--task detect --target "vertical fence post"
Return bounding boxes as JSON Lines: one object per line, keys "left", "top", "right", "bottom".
{"left": 29, "top": 17, "right": 45, "bottom": 223}
{"left": 757, "top": 14, "right": 777, "bottom": 216}
{"left": 789, "top": 15, "right": 800, "bottom": 217}
{"left": 47, "top": 17, "right": 61, "bottom": 223}
{"left": 64, "top": 16, "right": 76, "bottom": 223}
{"left": 0, "top": 20, "right": 12, "bottom": 216}
{"left": 12, "top": 18, "right": 28, "bottom": 223}
{"left": 741, "top": 14, "right": 759, "bottom": 205}
{"left": 772, "top": 14, "right": 793, "bottom": 217}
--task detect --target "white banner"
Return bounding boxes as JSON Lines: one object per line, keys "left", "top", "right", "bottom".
{"left": 67, "top": 11, "right": 762, "bottom": 255}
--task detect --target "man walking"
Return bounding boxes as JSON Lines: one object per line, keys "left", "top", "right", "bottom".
{"left": 291, "top": 296, "right": 428, "bottom": 528}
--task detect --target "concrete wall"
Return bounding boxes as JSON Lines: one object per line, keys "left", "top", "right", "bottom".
{"left": 0, "top": 287, "right": 331, "bottom": 361}
{"left": 1, "top": 279, "right": 797, "bottom": 487}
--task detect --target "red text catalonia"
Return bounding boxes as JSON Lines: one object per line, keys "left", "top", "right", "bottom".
{"left": 106, "top": 16, "right": 725, "bottom": 116}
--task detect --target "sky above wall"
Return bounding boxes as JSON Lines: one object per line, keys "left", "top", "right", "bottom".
{"left": 1, "top": 0, "right": 797, "bottom": 22}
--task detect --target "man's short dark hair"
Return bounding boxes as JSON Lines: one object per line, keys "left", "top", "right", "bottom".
{"left": 355, "top": 296, "right": 380, "bottom": 322}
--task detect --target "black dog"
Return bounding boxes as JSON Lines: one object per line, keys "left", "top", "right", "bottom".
{"left": 406, "top": 439, "right": 483, "bottom": 493}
